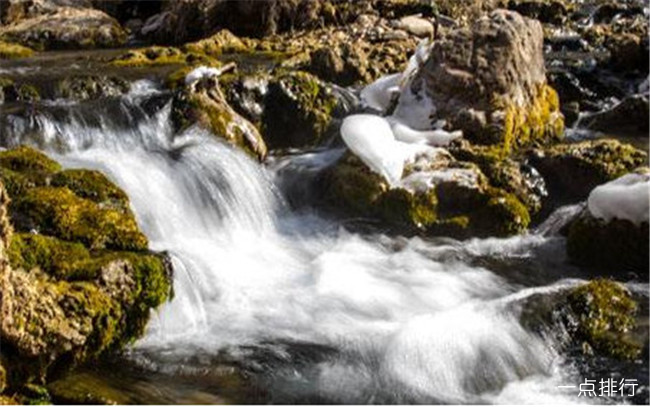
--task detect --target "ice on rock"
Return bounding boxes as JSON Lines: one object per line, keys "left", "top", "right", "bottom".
{"left": 341, "top": 114, "right": 432, "bottom": 187}
{"left": 388, "top": 118, "right": 462, "bottom": 146}
{"left": 360, "top": 73, "right": 401, "bottom": 112}
{"left": 185, "top": 66, "right": 223, "bottom": 85}
{"left": 587, "top": 172, "right": 650, "bottom": 225}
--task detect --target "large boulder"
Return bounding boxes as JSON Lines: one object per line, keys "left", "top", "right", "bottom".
{"left": 172, "top": 70, "right": 268, "bottom": 160}
{"left": 0, "top": 146, "right": 171, "bottom": 395}
{"left": 405, "top": 9, "right": 564, "bottom": 151}
{"left": 0, "top": 6, "right": 126, "bottom": 50}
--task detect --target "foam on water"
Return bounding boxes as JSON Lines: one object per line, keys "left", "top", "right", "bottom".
{"left": 2, "top": 94, "right": 582, "bottom": 404}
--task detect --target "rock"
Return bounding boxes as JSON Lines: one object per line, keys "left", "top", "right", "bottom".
{"left": 182, "top": 29, "right": 248, "bottom": 55}
{"left": 0, "top": 146, "right": 172, "bottom": 392}
{"left": 581, "top": 95, "right": 650, "bottom": 136}
{"left": 55, "top": 76, "right": 130, "bottom": 101}
{"left": 394, "top": 15, "right": 434, "bottom": 38}
{"left": 605, "top": 33, "right": 648, "bottom": 73}
{"left": 0, "top": 7, "right": 127, "bottom": 50}
{"left": 262, "top": 71, "right": 338, "bottom": 150}
{"left": 410, "top": 9, "right": 564, "bottom": 151}
{"left": 505, "top": 0, "right": 570, "bottom": 24}
{"left": 558, "top": 279, "right": 641, "bottom": 360}
{"left": 528, "top": 139, "right": 647, "bottom": 204}
{"left": 320, "top": 150, "right": 531, "bottom": 238}
{"left": 111, "top": 46, "right": 195, "bottom": 68}
{"left": 307, "top": 42, "right": 372, "bottom": 87}
{"left": 566, "top": 171, "right": 649, "bottom": 275}
{"left": 172, "top": 72, "right": 267, "bottom": 160}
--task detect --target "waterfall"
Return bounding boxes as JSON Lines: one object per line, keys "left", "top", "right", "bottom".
{"left": 0, "top": 83, "right": 583, "bottom": 404}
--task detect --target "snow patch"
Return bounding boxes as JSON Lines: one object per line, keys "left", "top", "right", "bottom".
{"left": 185, "top": 66, "right": 222, "bottom": 86}
{"left": 587, "top": 172, "right": 650, "bottom": 225}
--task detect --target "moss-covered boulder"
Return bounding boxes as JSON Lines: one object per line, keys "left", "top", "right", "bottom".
{"left": 262, "top": 71, "right": 338, "bottom": 150}
{"left": 111, "top": 46, "right": 202, "bottom": 68}
{"left": 172, "top": 73, "right": 267, "bottom": 160}
{"left": 560, "top": 279, "right": 641, "bottom": 360}
{"left": 55, "top": 76, "right": 130, "bottom": 101}
{"left": 0, "top": 146, "right": 171, "bottom": 393}
{"left": 0, "top": 7, "right": 126, "bottom": 51}
{"left": 407, "top": 9, "right": 564, "bottom": 152}
{"left": 529, "top": 139, "right": 648, "bottom": 204}
{"left": 320, "top": 151, "right": 530, "bottom": 238}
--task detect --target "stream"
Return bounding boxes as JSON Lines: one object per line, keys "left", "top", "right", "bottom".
{"left": 0, "top": 63, "right": 648, "bottom": 404}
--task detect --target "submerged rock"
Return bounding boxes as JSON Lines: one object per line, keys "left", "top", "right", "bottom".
{"left": 0, "top": 146, "right": 172, "bottom": 393}
{"left": 407, "top": 9, "right": 564, "bottom": 151}
{"left": 172, "top": 70, "right": 267, "bottom": 160}
{"left": 0, "top": 7, "right": 126, "bottom": 50}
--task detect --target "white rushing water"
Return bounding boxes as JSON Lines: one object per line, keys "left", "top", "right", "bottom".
{"left": 1, "top": 84, "right": 586, "bottom": 404}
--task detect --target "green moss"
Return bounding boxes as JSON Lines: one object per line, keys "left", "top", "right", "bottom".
{"left": 0, "top": 146, "right": 61, "bottom": 174}
{"left": 47, "top": 372, "right": 129, "bottom": 405}
{"left": 378, "top": 188, "right": 438, "bottom": 229}
{"left": 11, "top": 187, "right": 147, "bottom": 251}
{"left": 262, "top": 71, "right": 338, "bottom": 149}
{"left": 480, "top": 84, "right": 564, "bottom": 153}
{"left": 111, "top": 46, "right": 207, "bottom": 68}
{"left": 182, "top": 29, "right": 248, "bottom": 55}
{"left": 51, "top": 169, "right": 129, "bottom": 212}
{"left": 0, "top": 41, "right": 34, "bottom": 59}
{"left": 478, "top": 188, "right": 531, "bottom": 236}
{"left": 7, "top": 233, "right": 91, "bottom": 280}
{"left": 567, "top": 279, "right": 641, "bottom": 360}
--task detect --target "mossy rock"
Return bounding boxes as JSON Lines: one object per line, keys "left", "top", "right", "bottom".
{"left": 529, "top": 139, "right": 648, "bottom": 204}
{"left": 182, "top": 29, "right": 248, "bottom": 56}
{"left": 111, "top": 46, "right": 206, "bottom": 68}
{"left": 11, "top": 187, "right": 147, "bottom": 251}
{"left": 172, "top": 76, "right": 267, "bottom": 160}
{"left": 482, "top": 84, "right": 565, "bottom": 153}
{"left": 262, "top": 71, "right": 338, "bottom": 149}
{"left": 564, "top": 279, "right": 641, "bottom": 360}
{"left": 567, "top": 210, "right": 649, "bottom": 275}
{"left": 0, "top": 146, "right": 172, "bottom": 393}
{"left": 51, "top": 169, "right": 130, "bottom": 213}
{"left": 0, "top": 41, "right": 34, "bottom": 59}
{"left": 48, "top": 372, "right": 128, "bottom": 405}
{"left": 450, "top": 140, "right": 544, "bottom": 214}
{"left": 321, "top": 152, "right": 530, "bottom": 238}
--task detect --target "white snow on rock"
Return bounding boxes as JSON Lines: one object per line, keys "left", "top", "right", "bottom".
{"left": 587, "top": 172, "right": 650, "bottom": 225}
{"left": 360, "top": 73, "right": 401, "bottom": 112}
{"left": 342, "top": 38, "right": 464, "bottom": 188}
{"left": 341, "top": 114, "right": 433, "bottom": 186}
{"left": 185, "top": 66, "right": 222, "bottom": 85}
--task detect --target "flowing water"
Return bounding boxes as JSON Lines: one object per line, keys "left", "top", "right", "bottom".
{"left": 1, "top": 80, "right": 647, "bottom": 404}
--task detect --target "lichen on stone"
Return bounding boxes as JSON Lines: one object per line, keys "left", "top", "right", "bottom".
{"left": 565, "top": 279, "right": 641, "bottom": 360}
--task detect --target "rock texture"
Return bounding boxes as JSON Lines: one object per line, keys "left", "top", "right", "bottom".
{"left": 411, "top": 9, "right": 564, "bottom": 150}
{"left": 0, "top": 146, "right": 171, "bottom": 395}
{"left": 172, "top": 73, "right": 268, "bottom": 160}
{"left": 0, "top": 6, "right": 126, "bottom": 50}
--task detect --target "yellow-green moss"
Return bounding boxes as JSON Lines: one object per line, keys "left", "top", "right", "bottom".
{"left": 111, "top": 46, "right": 205, "bottom": 68}
{"left": 262, "top": 71, "right": 338, "bottom": 148}
{"left": 0, "top": 146, "right": 61, "bottom": 174}
{"left": 0, "top": 41, "right": 34, "bottom": 59}
{"left": 51, "top": 169, "right": 129, "bottom": 212}
{"left": 182, "top": 29, "right": 248, "bottom": 55}
{"left": 567, "top": 279, "right": 641, "bottom": 360}
{"left": 8, "top": 233, "right": 91, "bottom": 280}
{"left": 481, "top": 85, "right": 564, "bottom": 154}
{"left": 12, "top": 187, "right": 147, "bottom": 251}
